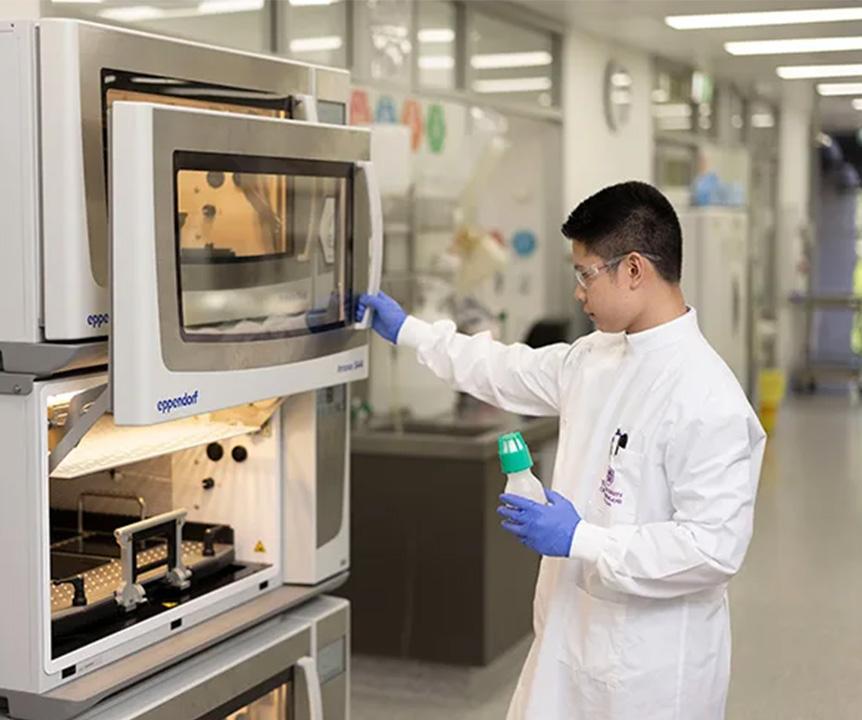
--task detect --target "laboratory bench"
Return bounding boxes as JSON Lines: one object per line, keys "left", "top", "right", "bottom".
{"left": 339, "top": 407, "right": 558, "bottom": 666}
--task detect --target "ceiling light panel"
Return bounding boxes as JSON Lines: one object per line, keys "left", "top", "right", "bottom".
{"left": 289, "top": 36, "right": 343, "bottom": 53}
{"left": 777, "top": 63, "right": 862, "bottom": 79}
{"left": 198, "top": 0, "right": 264, "bottom": 13}
{"left": 668, "top": 7, "right": 862, "bottom": 30}
{"left": 818, "top": 82, "right": 862, "bottom": 95}
{"left": 472, "top": 77, "right": 552, "bottom": 93}
{"left": 418, "top": 28, "right": 455, "bottom": 43}
{"left": 726, "top": 37, "right": 862, "bottom": 56}
{"left": 470, "top": 51, "right": 552, "bottom": 70}
{"left": 100, "top": 5, "right": 165, "bottom": 21}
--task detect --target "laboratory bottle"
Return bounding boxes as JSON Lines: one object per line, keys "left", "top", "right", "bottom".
{"left": 497, "top": 432, "right": 547, "bottom": 505}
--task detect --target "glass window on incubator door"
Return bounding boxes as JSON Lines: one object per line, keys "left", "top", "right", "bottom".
{"left": 293, "top": 176, "right": 345, "bottom": 313}
{"left": 97, "top": 71, "right": 295, "bottom": 289}
{"left": 220, "top": 680, "right": 293, "bottom": 720}
{"left": 174, "top": 153, "right": 353, "bottom": 341}
{"left": 320, "top": 197, "right": 337, "bottom": 264}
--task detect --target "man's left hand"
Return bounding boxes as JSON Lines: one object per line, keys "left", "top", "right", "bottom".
{"left": 497, "top": 488, "right": 582, "bottom": 557}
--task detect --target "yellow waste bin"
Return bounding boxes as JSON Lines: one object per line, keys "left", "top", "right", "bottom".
{"left": 758, "top": 368, "right": 786, "bottom": 434}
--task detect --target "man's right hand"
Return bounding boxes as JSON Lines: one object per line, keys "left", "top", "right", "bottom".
{"left": 355, "top": 292, "right": 407, "bottom": 344}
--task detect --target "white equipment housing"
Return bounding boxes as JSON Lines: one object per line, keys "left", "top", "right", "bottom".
{"left": 0, "top": 18, "right": 381, "bottom": 720}
{"left": 679, "top": 208, "right": 751, "bottom": 390}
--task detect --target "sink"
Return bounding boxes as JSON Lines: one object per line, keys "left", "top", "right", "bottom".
{"left": 368, "top": 421, "right": 498, "bottom": 437}
{"left": 353, "top": 412, "right": 557, "bottom": 461}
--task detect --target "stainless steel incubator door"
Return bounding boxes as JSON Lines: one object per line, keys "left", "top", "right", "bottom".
{"left": 37, "top": 19, "right": 346, "bottom": 341}
{"left": 110, "top": 101, "right": 382, "bottom": 425}
{"left": 63, "top": 596, "right": 349, "bottom": 720}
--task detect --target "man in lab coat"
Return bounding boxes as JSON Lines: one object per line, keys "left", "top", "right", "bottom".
{"left": 355, "top": 181, "right": 765, "bottom": 720}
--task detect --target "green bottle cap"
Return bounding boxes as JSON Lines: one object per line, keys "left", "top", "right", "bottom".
{"left": 497, "top": 431, "right": 533, "bottom": 474}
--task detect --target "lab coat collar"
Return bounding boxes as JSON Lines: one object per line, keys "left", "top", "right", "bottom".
{"left": 624, "top": 307, "right": 698, "bottom": 354}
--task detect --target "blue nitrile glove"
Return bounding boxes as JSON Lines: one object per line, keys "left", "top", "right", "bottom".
{"left": 354, "top": 291, "right": 407, "bottom": 344}
{"left": 497, "top": 488, "right": 582, "bottom": 557}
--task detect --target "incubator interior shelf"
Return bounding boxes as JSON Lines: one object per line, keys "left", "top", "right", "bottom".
{"left": 51, "top": 540, "right": 233, "bottom": 614}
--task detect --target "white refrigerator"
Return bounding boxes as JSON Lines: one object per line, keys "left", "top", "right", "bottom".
{"left": 678, "top": 208, "right": 751, "bottom": 392}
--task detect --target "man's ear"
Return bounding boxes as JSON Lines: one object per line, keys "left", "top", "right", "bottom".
{"left": 628, "top": 254, "right": 647, "bottom": 289}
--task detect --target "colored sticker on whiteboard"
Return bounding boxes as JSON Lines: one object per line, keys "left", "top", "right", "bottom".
{"left": 375, "top": 95, "right": 398, "bottom": 124}
{"left": 254, "top": 540, "right": 267, "bottom": 553}
{"left": 350, "top": 89, "right": 372, "bottom": 125}
{"left": 426, "top": 103, "right": 446, "bottom": 153}
{"left": 401, "top": 99, "right": 424, "bottom": 151}
{"left": 512, "top": 230, "right": 537, "bottom": 257}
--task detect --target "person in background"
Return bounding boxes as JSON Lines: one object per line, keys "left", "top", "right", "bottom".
{"left": 356, "top": 181, "right": 765, "bottom": 720}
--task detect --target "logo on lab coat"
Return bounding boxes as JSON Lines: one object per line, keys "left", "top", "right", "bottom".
{"left": 601, "top": 466, "right": 624, "bottom": 506}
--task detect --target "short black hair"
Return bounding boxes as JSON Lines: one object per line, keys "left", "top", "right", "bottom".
{"left": 561, "top": 181, "right": 682, "bottom": 283}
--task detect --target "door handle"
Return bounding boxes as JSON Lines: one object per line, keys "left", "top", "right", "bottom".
{"left": 296, "top": 655, "right": 325, "bottom": 720}
{"left": 113, "top": 508, "right": 192, "bottom": 611}
{"left": 355, "top": 160, "right": 383, "bottom": 330}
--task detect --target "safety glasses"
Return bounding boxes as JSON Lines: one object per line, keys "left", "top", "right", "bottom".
{"left": 573, "top": 252, "right": 662, "bottom": 289}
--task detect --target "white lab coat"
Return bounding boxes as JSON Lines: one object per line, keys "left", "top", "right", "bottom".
{"left": 397, "top": 309, "right": 765, "bottom": 720}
